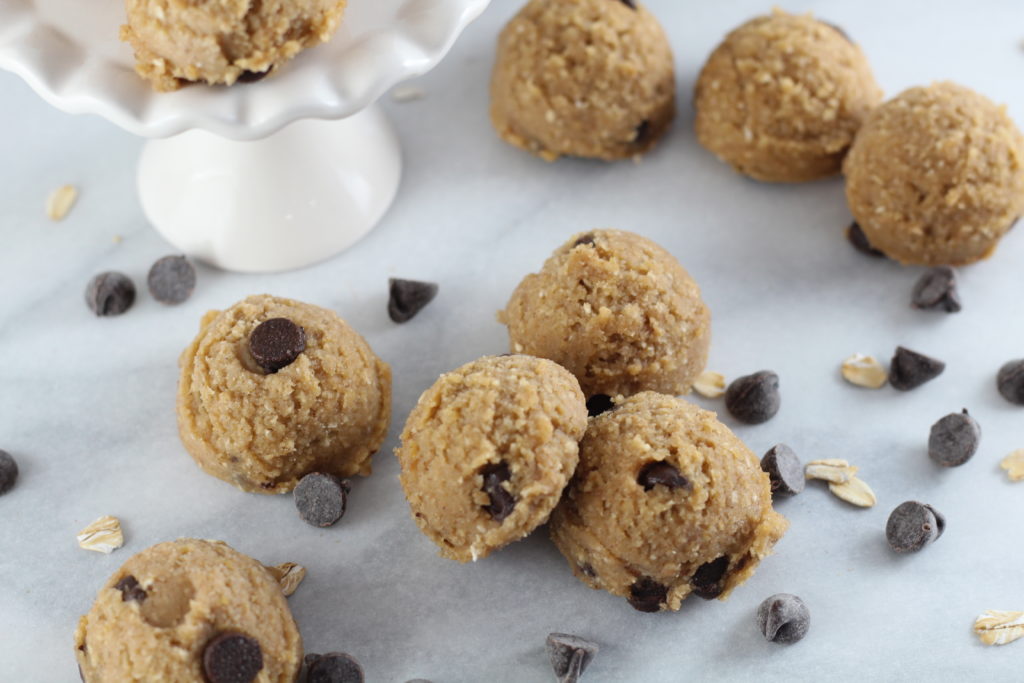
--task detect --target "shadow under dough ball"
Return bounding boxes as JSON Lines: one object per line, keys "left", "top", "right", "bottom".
{"left": 694, "top": 9, "right": 881, "bottom": 182}
{"left": 844, "top": 82, "right": 1024, "bottom": 265}
{"left": 490, "top": 0, "right": 675, "bottom": 161}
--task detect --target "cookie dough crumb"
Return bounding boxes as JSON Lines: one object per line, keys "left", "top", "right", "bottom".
{"left": 490, "top": 0, "right": 675, "bottom": 161}
{"left": 695, "top": 9, "right": 882, "bottom": 182}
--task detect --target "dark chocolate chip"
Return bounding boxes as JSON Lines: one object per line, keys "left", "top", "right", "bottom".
{"left": 637, "top": 461, "right": 689, "bottom": 492}
{"left": 760, "top": 444, "right": 804, "bottom": 497}
{"left": 85, "top": 272, "right": 135, "bottom": 317}
{"left": 578, "top": 562, "right": 596, "bottom": 578}
{"left": 846, "top": 222, "right": 884, "bottom": 258}
{"left": 911, "top": 266, "right": 961, "bottom": 313}
{"left": 691, "top": 556, "right": 729, "bottom": 599}
{"left": 889, "top": 347, "right": 945, "bottom": 391}
{"left": 585, "top": 394, "right": 614, "bottom": 416}
{"left": 0, "top": 449, "right": 18, "bottom": 495}
{"left": 249, "top": 318, "right": 306, "bottom": 373}
{"left": 202, "top": 632, "right": 263, "bottom": 683}
{"left": 388, "top": 278, "right": 439, "bottom": 323}
{"left": 147, "top": 255, "right": 196, "bottom": 305}
{"left": 997, "top": 359, "right": 1024, "bottom": 405}
{"left": 294, "top": 473, "right": 349, "bottom": 527}
{"left": 725, "top": 371, "right": 781, "bottom": 424}
{"left": 480, "top": 462, "right": 515, "bottom": 522}
{"left": 886, "top": 501, "right": 944, "bottom": 553}
{"left": 306, "top": 652, "right": 364, "bottom": 683}
{"left": 756, "top": 593, "right": 810, "bottom": 644}
{"left": 546, "top": 633, "right": 599, "bottom": 683}
{"left": 237, "top": 67, "right": 273, "bottom": 83}
{"left": 618, "top": 0, "right": 637, "bottom": 9}
{"left": 633, "top": 119, "right": 651, "bottom": 146}
{"left": 627, "top": 577, "right": 667, "bottom": 612}
{"left": 928, "top": 409, "right": 981, "bottom": 467}
{"left": 573, "top": 233, "right": 596, "bottom": 248}
{"left": 114, "top": 575, "right": 147, "bottom": 603}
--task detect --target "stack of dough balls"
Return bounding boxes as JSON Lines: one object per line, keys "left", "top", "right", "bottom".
{"left": 121, "top": 0, "right": 348, "bottom": 91}
{"left": 490, "top": 0, "right": 675, "bottom": 161}
{"left": 177, "top": 294, "right": 391, "bottom": 494}
{"left": 694, "top": 9, "right": 882, "bottom": 182}
{"left": 75, "top": 539, "right": 302, "bottom": 681}
{"left": 499, "top": 229, "right": 710, "bottom": 399}
{"left": 844, "top": 82, "right": 1024, "bottom": 265}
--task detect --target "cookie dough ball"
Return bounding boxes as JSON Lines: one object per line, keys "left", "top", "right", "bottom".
{"left": 121, "top": 0, "right": 347, "bottom": 91}
{"left": 75, "top": 539, "right": 302, "bottom": 682}
{"left": 177, "top": 294, "right": 391, "bottom": 494}
{"left": 694, "top": 10, "right": 882, "bottom": 182}
{"left": 550, "top": 392, "right": 788, "bottom": 612}
{"left": 844, "top": 82, "right": 1024, "bottom": 265}
{"left": 397, "top": 355, "right": 587, "bottom": 562}
{"left": 490, "top": 0, "right": 675, "bottom": 161}
{"left": 499, "top": 230, "right": 710, "bottom": 399}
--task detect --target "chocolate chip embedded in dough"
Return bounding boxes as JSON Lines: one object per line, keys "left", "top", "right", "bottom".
{"left": 585, "top": 394, "right": 614, "bottom": 416}
{"left": 202, "top": 632, "right": 263, "bottom": 683}
{"left": 480, "top": 462, "right": 515, "bottom": 522}
{"left": 248, "top": 318, "right": 306, "bottom": 373}
{"left": 627, "top": 577, "right": 667, "bottom": 612}
{"left": 691, "top": 555, "right": 730, "bottom": 599}
{"left": 846, "top": 222, "right": 884, "bottom": 257}
{"left": 114, "top": 575, "right": 147, "bottom": 603}
{"left": 636, "top": 461, "right": 689, "bottom": 492}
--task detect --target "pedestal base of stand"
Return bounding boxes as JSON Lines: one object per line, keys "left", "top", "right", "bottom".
{"left": 137, "top": 105, "right": 401, "bottom": 273}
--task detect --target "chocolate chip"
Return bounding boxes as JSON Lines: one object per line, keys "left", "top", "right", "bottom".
{"left": 633, "top": 119, "right": 651, "bottom": 146}
{"left": 0, "top": 449, "right": 18, "bottom": 495}
{"left": 997, "top": 359, "right": 1024, "bottom": 405}
{"left": 388, "top": 278, "right": 439, "bottom": 323}
{"left": 294, "top": 473, "right": 349, "bottom": 527}
{"left": 846, "top": 222, "right": 884, "bottom": 257}
{"left": 546, "top": 633, "right": 599, "bottom": 683}
{"left": 889, "top": 347, "right": 945, "bottom": 391}
{"left": 911, "top": 266, "right": 961, "bottom": 313}
{"left": 627, "top": 577, "right": 667, "bottom": 612}
{"left": 573, "top": 233, "right": 596, "bottom": 248}
{"left": 202, "top": 632, "right": 263, "bottom": 683}
{"left": 928, "top": 409, "right": 981, "bottom": 467}
{"left": 691, "top": 556, "right": 729, "bottom": 599}
{"left": 757, "top": 594, "right": 810, "bottom": 644}
{"left": 618, "top": 0, "right": 637, "bottom": 9}
{"left": 585, "top": 394, "right": 614, "bottom": 416}
{"left": 760, "top": 444, "right": 804, "bottom": 497}
{"left": 147, "top": 255, "right": 196, "bottom": 305}
{"left": 306, "top": 652, "right": 364, "bottom": 683}
{"left": 637, "top": 461, "right": 689, "bottom": 492}
{"left": 114, "top": 575, "right": 147, "bottom": 603}
{"left": 886, "top": 501, "right": 944, "bottom": 553}
{"left": 85, "top": 272, "right": 135, "bottom": 317}
{"left": 578, "top": 562, "right": 596, "bottom": 578}
{"left": 480, "top": 462, "right": 515, "bottom": 522}
{"left": 249, "top": 318, "right": 306, "bottom": 373}
{"left": 725, "top": 371, "right": 780, "bottom": 424}
{"left": 237, "top": 67, "right": 273, "bottom": 83}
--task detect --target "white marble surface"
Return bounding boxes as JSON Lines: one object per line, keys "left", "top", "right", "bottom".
{"left": 2, "top": 1, "right": 1024, "bottom": 681}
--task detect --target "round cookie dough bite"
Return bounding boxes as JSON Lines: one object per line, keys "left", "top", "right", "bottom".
{"left": 844, "top": 82, "right": 1024, "bottom": 265}
{"left": 490, "top": 0, "right": 675, "bottom": 161}
{"left": 177, "top": 294, "right": 391, "bottom": 494}
{"left": 499, "top": 229, "right": 710, "bottom": 399}
{"left": 550, "top": 392, "right": 788, "bottom": 612}
{"left": 694, "top": 9, "right": 882, "bottom": 182}
{"left": 121, "top": 0, "right": 348, "bottom": 91}
{"left": 396, "top": 355, "right": 588, "bottom": 562}
{"left": 75, "top": 539, "right": 302, "bottom": 682}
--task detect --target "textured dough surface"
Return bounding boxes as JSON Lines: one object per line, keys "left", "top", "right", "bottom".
{"left": 396, "top": 355, "right": 587, "bottom": 562}
{"left": 490, "top": 0, "right": 675, "bottom": 161}
{"left": 177, "top": 294, "right": 391, "bottom": 494}
{"left": 844, "top": 81, "right": 1024, "bottom": 265}
{"left": 499, "top": 229, "right": 710, "bottom": 399}
{"left": 75, "top": 539, "right": 302, "bottom": 682}
{"left": 550, "top": 392, "right": 788, "bottom": 611}
{"left": 121, "top": 0, "right": 347, "bottom": 91}
{"left": 694, "top": 9, "right": 881, "bottom": 182}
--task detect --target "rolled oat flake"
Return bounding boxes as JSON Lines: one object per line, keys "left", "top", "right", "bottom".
{"left": 928, "top": 409, "right": 981, "bottom": 467}
{"left": 997, "top": 359, "right": 1024, "bottom": 405}
{"left": 886, "top": 501, "right": 945, "bottom": 553}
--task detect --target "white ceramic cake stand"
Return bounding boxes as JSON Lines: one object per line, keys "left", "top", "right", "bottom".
{"left": 0, "top": 0, "right": 489, "bottom": 271}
